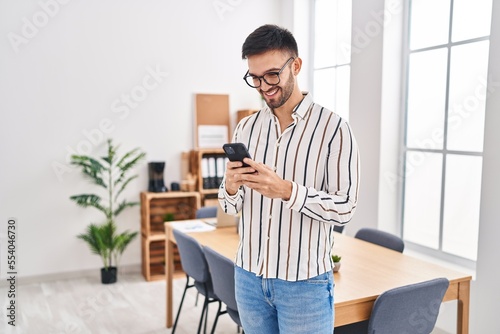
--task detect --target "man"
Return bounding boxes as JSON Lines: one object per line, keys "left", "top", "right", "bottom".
{"left": 218, "top": 24, "right": 360, "bottom": 334}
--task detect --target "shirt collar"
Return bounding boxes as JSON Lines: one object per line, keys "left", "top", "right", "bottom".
{"left": 263, "top": 91, "right": 313, "bottom": 120}
{"left": 292, "top": 92, "right": 313, "bottom": 120}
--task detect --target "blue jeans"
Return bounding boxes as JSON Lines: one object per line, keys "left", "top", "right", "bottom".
{"left": 234, "top": 266, "right": 334, "bottom": 334}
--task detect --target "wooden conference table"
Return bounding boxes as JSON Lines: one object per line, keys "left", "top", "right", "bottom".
{"left": 164, "top": 220, "right": 471, "bottom": 333}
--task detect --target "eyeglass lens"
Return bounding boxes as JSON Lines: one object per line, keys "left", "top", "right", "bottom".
{"left": 248, "top": 73, "right": 280, "bottom": 88}
{"left": 244, "top": 57, "right": 294, "bottom": 88}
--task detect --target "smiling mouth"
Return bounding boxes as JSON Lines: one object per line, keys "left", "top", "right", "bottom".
{"left": 262, "top": 87, "right": 279, "bottom": 98}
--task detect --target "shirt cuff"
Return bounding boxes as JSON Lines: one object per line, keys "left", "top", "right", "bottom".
{"left": 225, "top": 189, "right": 239, "bottom": 201}
{"left": 284, "top": 182, "right": 306, "bottom": 211}
{"left": 219, "top": 184, "right": 240, "bottom": 204}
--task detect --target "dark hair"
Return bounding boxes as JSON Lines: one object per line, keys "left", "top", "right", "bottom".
{"left": 242, "top": 24, "right": 298, "bottom": 59}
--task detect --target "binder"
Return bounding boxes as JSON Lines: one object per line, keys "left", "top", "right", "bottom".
{"left": 208, "top": 156, "right": 217, "bottom": 188}
{"left": 201, "top": 157, "right": 210, "bottom": 189}
{"left": 216, "top": 156, "right": 225, "bottom": 187}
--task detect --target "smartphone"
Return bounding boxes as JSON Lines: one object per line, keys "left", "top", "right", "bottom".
{"left": 222, "top": 143, "right": 252, "bottom": 167}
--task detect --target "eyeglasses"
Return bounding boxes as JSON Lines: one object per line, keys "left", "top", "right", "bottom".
{"left": 243, "top": 57, "right": 294, "bottom": 88}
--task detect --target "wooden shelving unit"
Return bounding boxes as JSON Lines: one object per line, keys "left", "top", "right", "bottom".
{"left": 140, "top": 191, "right": 200, "bottom": 281}
{"left": 189, "top": 148, "right": 226, "bottom": 205}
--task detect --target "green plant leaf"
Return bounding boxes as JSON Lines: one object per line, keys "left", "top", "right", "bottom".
{"left": 116, "top": 148, "right": 144, "bottom": 170}
{"left": 163, "top": 213, "right": 175, "bottom": 222}
{"left": 77, "top": 224, "right": 101, "bottom": 256}
{"left": 77, "top": 223, "right": 110, "bottom": 268}
{"left": 113, "top": 200, "right": 139, "bottom": 217}
{"left": 70, "top": 155, "right": 108, "bottom": 189}
{"left": 70, "top": 194, "right": 109, "bottom": 216}
{"left": 107, "top": 139, "right": 118, "bottom": 164}
{"left": 114, "top": 151, "right": 146, "bottom": 186}
{"left": 114, "top": 175, "right": 138, "bottom": 201}
{"left": 115, "top": 231, "right": 139, "bottom": 254}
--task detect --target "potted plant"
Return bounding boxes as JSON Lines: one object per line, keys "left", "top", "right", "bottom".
{"left": 70, "top": 139, "right": 145, "bottom": 284}
{"left": 332, "top": 254, "right": 342, "bottom": 272}
{"left": 77, "top": 220, "right": 137, "bottom": 283}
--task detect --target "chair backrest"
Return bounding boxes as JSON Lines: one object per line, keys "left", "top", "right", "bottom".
{"left": 196, "top": 206, "right": 218, "bottom": 219}
{"left": 203, "top": 246, "right": 238, "bottom": 311}
{"left": 355, "top": 228, "right": 405, "bottom": 252}
{"left": 368, "top": 277, "right": 449, "bottom": 334}
{"left": 333, "top": 225, "right": 345, "bottom": 233}
{"left": 172, "top": 229, "right": 211, "bottom": 283}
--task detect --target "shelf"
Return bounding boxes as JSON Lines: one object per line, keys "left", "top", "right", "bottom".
{"left": 140, "top": 191, "right": 200, "bottom": 281}
{"left": 200, "top": 189, "right": 219, "bottom": 195}
{"left": 141, "top": 191, "right": 200, "bottom": 236}
{"left": 141, "top": 191, "right": 202, "bottom": 200}
{"left": 148, "top": 233, "right": 166, "bottom": 241}
{"left": 141, "top": 236, "right": 183, "bottom": 281}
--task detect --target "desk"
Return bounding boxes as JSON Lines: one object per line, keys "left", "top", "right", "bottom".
{"left": 165, "top": 221, "right": 471, "bottom": 333}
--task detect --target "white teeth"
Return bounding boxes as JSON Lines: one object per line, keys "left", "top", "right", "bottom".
{"left": 266, "top": 89, "right": 278, "bottom": 96}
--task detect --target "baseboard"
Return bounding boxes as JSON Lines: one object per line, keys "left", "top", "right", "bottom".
{"left": 0, "top": 263, "right": 142, "bottom": 287}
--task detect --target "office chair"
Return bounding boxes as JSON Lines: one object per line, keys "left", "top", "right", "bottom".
{"left": 193, "top": 206, "right": 218, "bottom": 307}
{"left": 354, "top": 228, "right": 405, "bottom": 253}
{"left": 172, "top": 229, "right": 220, "bottom": 334}
{"left": 335, "top": 277, "right": 449, "bottom": 334}
{"left": 203, "top": 246, "right": 244, "bottom": 334}
{"left": 333, "top": 225, "right": 345, "bottom": 233}
{"left": 196, "top": 206, "right": 218, "bottom": 219}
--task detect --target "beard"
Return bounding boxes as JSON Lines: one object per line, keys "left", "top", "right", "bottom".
{"left": 261, "top": 72, "right": 295, "bottom": 110}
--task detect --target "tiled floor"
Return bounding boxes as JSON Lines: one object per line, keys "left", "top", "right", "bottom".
{"left": 0, "top": 268, "right": 239, "bottom": 334}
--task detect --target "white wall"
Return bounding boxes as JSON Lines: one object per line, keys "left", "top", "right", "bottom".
{"left": 378, "top": 0, "right": 404, "bottom": 235}
{"left": 347, "top": 0, "right": 385, "bottom": 235}
{"left": 0, "top": 0, "right": 282, "bottom": 278}
{"left": 282, "top": 0, "right": 312, "bottom": 91}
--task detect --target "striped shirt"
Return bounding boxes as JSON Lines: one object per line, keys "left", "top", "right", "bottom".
{"left": 218, "top": 92, "right": 360, "bottom": 281}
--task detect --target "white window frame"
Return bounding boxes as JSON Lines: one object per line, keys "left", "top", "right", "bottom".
{"left": 401, "top": 0, "right": 491, "bottom": 269}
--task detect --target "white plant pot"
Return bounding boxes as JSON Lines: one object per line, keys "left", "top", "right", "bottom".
{"left": 333, "top": 262, "right": 341, "bottom": 272}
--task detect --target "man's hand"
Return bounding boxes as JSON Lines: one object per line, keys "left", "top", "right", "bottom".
{"left": 224, "top": 160, "right": 256, "bottom": 195}
{"left": 235, "top": 158, "right": 293, "bottom": 200}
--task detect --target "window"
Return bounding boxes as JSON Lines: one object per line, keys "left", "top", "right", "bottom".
{"left": 402, "top": 0, "right": 492, "bottom": 265}
{"left": 312, "top": 0, "right": 352, "bottom": 120}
